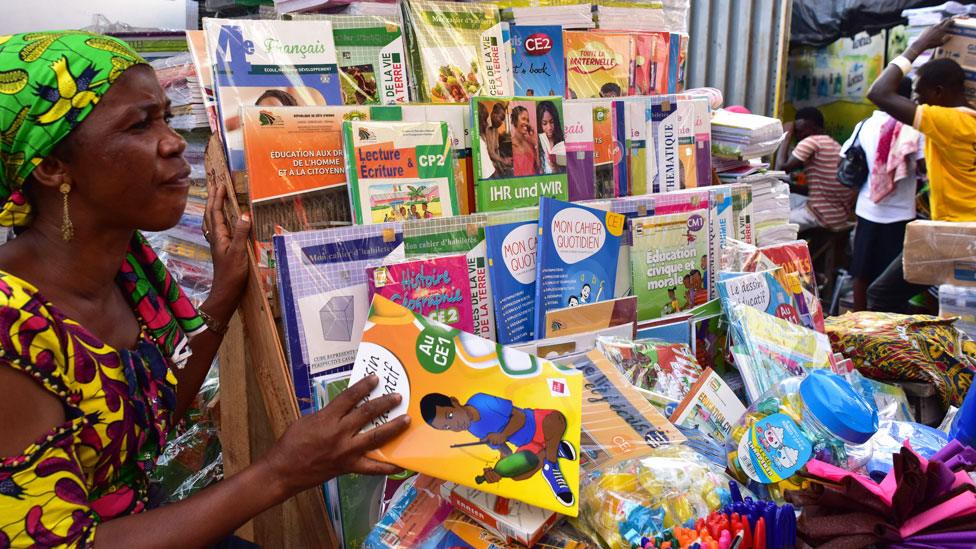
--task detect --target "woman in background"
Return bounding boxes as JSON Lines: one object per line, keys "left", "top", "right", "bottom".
{"left": 510, "top": 106, "right": 540, "bottom": 177}
{"left": 537, "top": 101, "right": 565, "bottom": 174}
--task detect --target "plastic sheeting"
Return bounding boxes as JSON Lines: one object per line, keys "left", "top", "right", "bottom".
{"left": 791, "top": 0, "right": 944, "bottom": 48}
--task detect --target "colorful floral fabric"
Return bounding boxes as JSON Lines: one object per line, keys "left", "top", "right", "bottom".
{"left": 0, "top": 234, "right": 202, "bottom": 548}
{"left": 826, "top": 312, "right": 976, "bottom": 407}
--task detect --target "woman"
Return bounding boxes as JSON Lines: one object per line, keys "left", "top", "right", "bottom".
{"left": 0, "top": 32, "right": 407, "bottom": 547}
{"left": 537, "top": 101, "right": 565, "bottom": 175}
{"left": 510, "top": 106, "right": 540, "bottom": 177}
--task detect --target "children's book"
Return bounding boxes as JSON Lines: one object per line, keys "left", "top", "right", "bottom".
{"left": 562, "top": 100, "right": 596, "bottom": 202}
{"left": 400, "top": 0, "right": 513, "bottom": 103}
{"left": 633, "top": 31, "right": 669, "bottom": 96}
{"left": 511, "top": 324, "right": 634, "bottom": 360}
{"left": 534, "top": 198, "right": 626, "bottom": 338}
{"left": 669, "top": 367, "right": 746, "bottom": 443}
{"left": 204, "top": 18, "right": 343, "bottom": 170}
{"left": 545, "top": 296, "right": 637, "bottom": 339}
{"left": 472, "top": 96, "right": 569, "bottom": 212}
{"left": 397, "top": 104, "right": 476, "bottom": 215}
{"left": 631, "top": 209, "right": 710, "bottom": 321}
{"left": 510, "top": 25, "right": 565, "bottom": 98}
{"left": 288, "top": 14, "right": 411, "bottom": 105}
{"left": 708, "top": 185, "right": 735, "bottom": 297}
{"left": 564, "top": 31, "right": 633, "bottom": 99}
{"left": 484, "top": 210, "right": 539, "bottom": 344}
{"left": 342, "top": 119, "right": 460, "bottom": 224}
{"left": 367, "top": 255, "right": 476, "bottom": 332}
{"left": 596, "top": 337, "right": 704, "bottom": 408}
{"left": 350, "top": 295, "right": 583, "bottom": 515}
{"left": 404, "top": 214, "right": 495, "bottom": 340}
{"left": 625, "top": 98, "right": 648, "bottom": 196}
{"left": 441, "top": 483, "right": 558, "bottom": 547}
{"left": 274, "top": 224, "right": 402, "bottom": 415}
{"left": 717, "top": 268, "right": 813, "bottom": 330}
{"left": 742, "top": 240, "right": 825, "bottom": 332}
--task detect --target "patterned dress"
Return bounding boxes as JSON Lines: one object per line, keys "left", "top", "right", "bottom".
{"left": 0, "top": 234, "right": 204, "bottom": 548}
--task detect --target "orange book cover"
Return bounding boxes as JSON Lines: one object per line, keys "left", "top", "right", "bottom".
{"left": 351, "top": 295, "right": 583, "bottom": 515}
{"left": 564, "top": 31, "right": 633, "bottom": 99}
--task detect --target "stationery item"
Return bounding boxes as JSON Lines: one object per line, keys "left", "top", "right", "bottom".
{"left": 400, "top": 0, "right": 513, "bottom": 103}
{"left": 350, "top": 295, "right": 583, "bottom": 515}
{"left": 708, "top": 185, "right": 735, "bottom": 295}
{"left": 367, "top": 254, "right": 476, "bottom": 332}
{"left": 564, "top": 31, "right": 633, "bottom": 99}
{"left": 670, "top": 368, "right": 747, "bottom": 443}
{"left": 534, "top": 198, "right": 626, "bottom": 337}
{"left": 364, "top": 476, "right": 454, "bottom": 549}
{"left": 274, "top": 224, "right": 403, "bottom": 415}
{"left": 204, "top": 18, "right": 343, "bottom": 170}
{"left": 472, "top": 96, "right": 569, "bottom": 211}
{"left": 546, "top": 296, "right": 637, "bottom": 339}
{"left": 286, "top": 13, "right": 411, "bottom": 105}
{"left": 484, "top": 209, "right": 539, "bottom": 344}
{"left": 631, "top": 209, "right": 710, "bottom": 321}
{"left": 342, "top": 119, "right": 460, "bottom": 224}
{"left": 510, "top": 25, "right": 566, "bottom": 97}
{"left": 400, "top": 103, "right": 477, "bottom": 215}
{"left": 731, "top": 183, "right": 754, "bottom": 245}
{"left": 563, "top": 100, "right": 597, "bottom": 201}
{"left": 596, "top": 336, "right": 704, "bottom": 409}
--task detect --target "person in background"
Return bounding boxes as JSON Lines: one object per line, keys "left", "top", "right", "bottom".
{"left": 510, "top": 106, "right": 540, "bottom": 177}
{"left": 845, "top": 77, "right": 923, "bottom": 311}
{"left": 777, "top": 107, "right": 856, "bottom": 232}
{"left": 866, "top": 17, "right": 976, "bottom": 312}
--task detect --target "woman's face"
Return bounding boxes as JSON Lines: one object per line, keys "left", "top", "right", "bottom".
{"left": 541, "top": 110, "right": 555, "bottom": 138}
{"left": 54, "top": 66, "right": 190, "bottom": 232}
{"left": 517, "top": 111, "right": 530, "bottom": 136}
{"left": 257, "top": 95, "right": 285, "bottom": 107}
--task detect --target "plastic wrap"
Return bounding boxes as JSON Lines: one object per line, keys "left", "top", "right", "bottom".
{"left": 576, "top": 445, "right": 744, "bottom": 547}
{"left": 940, "top": 283, "right": 976, "bottom": 340}
{"left": 595, "top": 336, "right": 704, "bottom": 409}
{"left": 847, "top": 370, "right": 914, "bottom": 423}
{"left": 857, "top": 420, "right": 949, "bottom": 481}
{"left": 903, "top": 220, "right": 976, "bottom": 287}
{"left": 152, "top": 420, "right": 223, "bottom": 502}
{"left": 151, "top": 53, "right": 210, "bottom": 131}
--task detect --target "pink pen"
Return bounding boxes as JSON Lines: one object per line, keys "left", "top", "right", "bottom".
{"left": 718, "top": 530, "right": 732, "bottom": 549}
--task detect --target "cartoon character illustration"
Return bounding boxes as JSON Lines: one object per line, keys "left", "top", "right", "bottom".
{"left": 568, "top": 295, "right": 579, "bottom": 307}
{"left": 661, "top": 287, "right": 681, "bottom": 316}
{"left": 579, "top": 283, "right": 591, "bottom": 304}
{"left": 761, "top": 424, "right": 785, "bottom": 449}
{"left": 683, "top": 269, "right": 707, "bottom": 309}
{"left": 420, "top": 392, "right": 578, "bottom": 507}
{"left": 775, "top": 446, "right": 800, "bottom": 469}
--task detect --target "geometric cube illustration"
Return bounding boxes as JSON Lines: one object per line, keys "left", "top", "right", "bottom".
{"left": 319, "top": 295, "right": 354, "bottom": 341}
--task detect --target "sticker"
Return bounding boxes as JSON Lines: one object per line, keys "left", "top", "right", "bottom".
{"left": 737, "top": 413, "right": 813, "bottom": 484}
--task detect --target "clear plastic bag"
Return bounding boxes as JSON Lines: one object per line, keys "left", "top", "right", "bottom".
{"left": 152, "top": 420, "right": 223, "bottom": 502}
{"left": 595, "top": 336, "right": 704, "bottom": 408}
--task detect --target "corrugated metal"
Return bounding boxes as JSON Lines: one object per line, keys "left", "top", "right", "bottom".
{"left": 686, "top": 0, "right": 792, "bottom": 117}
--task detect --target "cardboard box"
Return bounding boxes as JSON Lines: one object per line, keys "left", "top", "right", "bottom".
{"left": 442, "top": 483, "right": 558, "bottom": 547}
{"left": 903, "top": 220, "right": 976, "bottom": 287}
{"left": 935, "top": 18, "right": 976, "bottom": 69}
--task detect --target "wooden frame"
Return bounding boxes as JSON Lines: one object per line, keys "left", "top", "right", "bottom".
{"left": 206, "top": 135, "right": 338, "bottom": 548}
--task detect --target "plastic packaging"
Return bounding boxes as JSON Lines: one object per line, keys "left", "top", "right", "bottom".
{"left": 726, "top": 370, "right": 879, "bottom": 501}
{"left": 858, "top": 420, "right": 949, "bottom": 481}
{"left": 940, "top": 283, "right": 976, "bottom": 340}
{"left": 595, "top": 337, "right": 704, "bottom": 409}
{"left": 846, "top": 370, "right": 914, "bottom": 423}
{"left": 950, "top": 373, "right": 976, "bottom": 448}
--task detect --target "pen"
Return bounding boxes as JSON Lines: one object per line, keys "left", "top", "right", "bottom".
{"left": 754, "top": 517, "right": 766, "bottom": 549}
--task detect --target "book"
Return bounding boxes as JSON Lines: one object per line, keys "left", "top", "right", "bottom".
{"left": 367, "top": 254, "right": 476, "bottom": 332}
{"left": 185, "top": 30, "right": 218, "bottom": 133}
{"left": 534, "top": 198, "right": 626, "bottom": 338}
{"left": 545, "top": 295, "right": 637, "bottom": 339}
{"left": 350, "top": 295, "right": 583, "bottom": 515}
{"left": 646, "top": 95, "right": 700, "bottom": 193}
{"left": 404, "top": 214, "right": 495, "bottom": 340}
{"left": 708, "top": 185, "right": 735, "bottom": 297}
{"left": 510, "top": 25, "right": 566, "bottom": 98}
{"left": 731, "top": 183, "right": 754, "bottom": 245}
{"left": 669, "top": 367, "right": 746, "bottom": 443}
{"left": 342, "top": 119, "right": 460, "bottom": 225}
{"left": 624, "top": 98, "right": 648, "bottom": 195}
{"left": 691, "top": 97, "right": 712, "bottom": 187}
{"left": 442, "top": 484, "right": 558, "bottom": 547}
{"left": 472, "top": 96, "right": 569, "bottom": 212}
{"left": 564, "top": 31, "right": 633, "bottom": 100}
{"left": 288, "top": 14, "right": 411, "bottom": 105}
{"left": 742, "top": 240, "right": 825, "bottom": 332}
{"left": 204, "top": 18, "right": 343, "bottom": 171}
{"left": 595, "top": 337, "right": 704, "bottom": 408}
{"left": 669, "top": 33, "right": 689, "bottom": 93}
{"left": 563, "top": 100, "right": 596, "bottom": 202}
{"left": 633, "top": 31, "right": 669, "bottom": 96}
{"left": 484, "top": 210, "right": 539, "bottom": 344}
{"left": 562, "top": 99, "right": 626, "bottom": 201}
{"left": 510, "top": 324, "right": 634, "bottom": 360}
{"left": 631, "top": 209, "right": 710, "bottom": 321}
{"left": 274, "top": 224, "right": 403, "bottom": 415}
{"left": 717, "top": 268, "right": 810, "bottom": 329}
{"left": 400, "top": 0, "right": 513, "bottom": 103}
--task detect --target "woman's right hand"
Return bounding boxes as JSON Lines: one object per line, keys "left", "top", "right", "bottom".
{"left": 259, "top": 375, "right": 410, "bottom": 496}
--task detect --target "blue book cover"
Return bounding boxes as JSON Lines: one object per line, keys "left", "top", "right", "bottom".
{"left": 533, "top": 198, "right": 626, "bottom": 337}
{"left": 485, "top": 220, "right": 539, "bottom": 344}
{"left": 510, "top": 25, "right": 565, "bottom": 98}
{"left": 717, "top": 268, "right": 810, "bottom": 330}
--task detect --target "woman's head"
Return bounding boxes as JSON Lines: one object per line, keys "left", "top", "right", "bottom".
{"left": 537, "top": 101, "right": 563, "bottom": 143}
{"left": 490, "top": 103, "right": 506, "bottom": 128}
{"left": 510, "top": 106, "right": 530, "bottom": 138}
{"left": 256, "top": 89, "right": 298, "bottom": 107}
{"left": 0, "top": 32, "right": 190, "bottom": 235}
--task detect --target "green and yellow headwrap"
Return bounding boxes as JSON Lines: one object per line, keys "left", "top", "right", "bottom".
{"left": 0, "top": 31, "right": 146, "bottom": 227}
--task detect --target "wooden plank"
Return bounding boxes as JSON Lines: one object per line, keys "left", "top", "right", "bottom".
{"left": 207, "top": 134, "right": 337, "bottom": 549}
{"left": 217, "top": 312, "right": 254, "bottom": 541}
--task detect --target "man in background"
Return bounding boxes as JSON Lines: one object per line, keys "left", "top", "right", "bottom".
{"left": 866, "top": 17, "right": 976, "bottom": 312}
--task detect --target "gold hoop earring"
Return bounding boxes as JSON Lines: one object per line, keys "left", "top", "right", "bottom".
{"left": 60, "top": 183, "right": 73, "bottom": 242}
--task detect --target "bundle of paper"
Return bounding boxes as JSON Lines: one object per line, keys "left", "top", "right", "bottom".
{"left": 497, "top": 0, "right": 596, "bottom": 29}
{"left": 594, "top": 3, "right": 669, "bottom": 32}
{"left": 151, "top": 53, "right": 210, "bottom": 131}
{"left": 710, "top": 109, "right": 786, "bottom": 160}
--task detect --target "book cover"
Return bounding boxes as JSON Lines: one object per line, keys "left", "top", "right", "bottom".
{"left": 510, "top": 25, "right": 565, "bottom": 98}
{"left": 534, "top": 198, "right": 626, "bottom": 338}
{"left": 350, "top": 295, "right": 583, "bottom": 515}
{"left": 743, "top": 240, "right": 825, "bottom": 332}
{"left": 595, "top": 337, "right": 704, "bottom": 407}
{"left": 669, "top": 367, "right": 746, "bottom": 443}
{"left": 563, "top": 100, "right": 596, "bottom": 201}
{"left": 290, "top": 14, "right": 411, "bottom": 105}
{"left": 669, "top": 33, "right": 689, "bottom": 93}
{"left": 652, "top": 188, "right": 710, "bottom": 216}
{"left": 708, "top": 186, "right": 735, "bottom": 297}
{"left": 731, "top": 183, "right": 754, "bottom": 245}
{"left": 401, "top": 0, "right": 512, "bottom": 103}
{"left": 472, "top": 96, "right": 569, "bottom": 212}
{"left": 625, "top": 99, "right": 648, "bottom": 195}
{"left": 564, "top": 31, "right": 633, "bottom": 99}
{"left": 691, "top": 97, "right": 712, "bottom": 187}
{"left": 397, "top": 104, "right": 476, "bottom": 215}
{"left": 185, "top": 30, "right": 218, "bottom": 132}
{"left": 484, "top": 214, "right": 539, "bottom": 344}
{"left": 510, "top": 324, "right": 634, "bottom": 360}
{"left": 367, "top": 255, "right": 476, "bottom": 332}
{"left": 544, "top": 296, "right": 636, "bottom": 339}
{"left": 633, "top": 31, "right": 669, "bottom": 95}
{"left": 273, "top": 224, "right": 402, "bottom": 415}
{"left": 404, "top": 214, "right": 495, "bottom": 340}
{"left": 631, "top": 209, "right": 710, "bottom": 321}
{"left": 342, "top": 119, "right": 460, "bottom": 224}
{"left": 204, "top": 18, "right": 343, "bottom": 171}
{"left": 442, "top": 484, "right": 558, "bottom": 547}
{"left": 646, "top": 96, "right": 698, "bottom": 193}
{"left": 717, "top": 268, "right": 807, "bottom": 328}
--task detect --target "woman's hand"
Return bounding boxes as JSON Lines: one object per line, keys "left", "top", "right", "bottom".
{"left": 203, "top": 183, "right": 251, "bottom": 321}
{"left": 260, "top": 375, "right": 410, "bottom": 496}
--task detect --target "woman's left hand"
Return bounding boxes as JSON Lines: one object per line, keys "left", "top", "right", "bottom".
{"left": 203, "top": 183, "right": 251, "bottom": 321}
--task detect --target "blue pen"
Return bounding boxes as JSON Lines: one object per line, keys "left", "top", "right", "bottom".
{"left": 763, "top": 505, "right": 776, "bottom": 549}
{"left": 729, "top": 480, "right": 743, "bottom": 503}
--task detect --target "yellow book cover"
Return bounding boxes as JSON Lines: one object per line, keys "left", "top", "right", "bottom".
{"left": 351, "top": 295, "right": 583, "bottom": 515}
{"left": 564, "top": 31, "right": 633, "bottom": 99}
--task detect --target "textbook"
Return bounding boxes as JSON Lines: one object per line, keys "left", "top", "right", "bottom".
{"left": 274, "top": 224, "right": 403, "bottom": 415}
{"left": 400, "top": 0, "right": 513, "bottom": 103}
{"left": 631, "top": 209, "right": 710, "bottom": 321}
{"left": 669, "top": 367, "right": 746, "bottom": 443}
{"left": 717, "top": 268, "right": 811, "bottom": 330}
{"left": 287, "top": 14, "right": 411, "bottom": 105}
{"left": 564, "top": 31, "right": 633, "bottom": 99}
{"left": 350, "top": 295, "right": 583, "bottom": 515}
{"left": 510, "top": 25, "right": 565, "bottom": 98}
{"left": 472, "top": 96, "right": 569, "bottom": 212}
{"left": 204, "top": 18, "right": 343, "bottom": 170}
{"left": 633, "top": 31, "right": 669, "bottom": 96}
{"left": 185, "top": 30, "right": 218, "bottom": 132}
{"left": 742, "top": 240, "right": 825, "bottom": 332}
{"left": 534, "top": 198, "right": 626, "bottom": 338}
{"left": 646, "top": 95, "right": 701, "bottom": 193}
{"left": 484, "top": 209, "right": 539, "bottom": 344}
{"left": 562, "top": 99, "right": 626, "bottom": 201}
{"left": 563, "top": 100, "right": 596, "bottom": 202}
{"left": 342, "top": 119, "right": 460, "bottom": 224}
{"left": 544, "top": 296, "right": 637, "bottom": 339}
{"left": 367, "top": 254, "right": 476, "bottom": 332}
